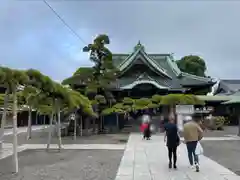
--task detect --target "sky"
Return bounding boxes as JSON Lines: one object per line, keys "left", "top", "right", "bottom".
{"left": 1, "top": 0, "right": 240, "bottom": 82}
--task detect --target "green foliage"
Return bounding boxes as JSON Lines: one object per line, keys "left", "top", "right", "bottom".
{"left": 62, "top": 67, "right": 95, "bottom": 86}
{"left": 135, "top": 98, "right": 151, "bottom": 106}
{"left": 91, "top": 100, "right": 98, "bottom": 105}
{"left": 102, "top": 103, "right": 125, "bottom": 115}
{"left": 160, "top": 94, "right": 204, "bottom": 105}
{"left": 94, "top": 95, "right": 106, "bottom": 104}
{"left": 208, "top": 116, "right": 229, "bottom": 130}
{"left": 176, "top": 55, "right": 207, "bottom": 77}
{"left": 132, "top": 98, "right": 152, "bottom": 111}
{"left": 62, "top": 35, "right": 118, "bottom": 113}
{"left": 26, "top": 69, "right": 55, "bottom": 93}
{"left": 0, "top": 66, "right": 29, "bottom": 91}
{"left": 100, "top": 94, "right": 204, "bottom": 116}
{"left": 37, "top": 105, "right": 53, "bottom": 115}
{"left": 151, "top": 94, "right": 162, "bottom": 104}
{"left": 147, "top": 103, "right": 159, "bottom": 108}
{"left": 122, "top": 97, "right": 135, "bottom": 105}
{"left": 73, "top": 67, "right": 94, "bottom": 76}
{"left": 101, "top": 107, "right": 124, "bottom": 115}
{"left": 19, "top": 85, "right": 40, "bottom": 109}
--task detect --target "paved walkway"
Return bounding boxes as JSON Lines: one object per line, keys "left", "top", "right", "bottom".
{"left": 0, "top": 125, "right": 48, "bottom": 159}
{"left": 25, "top": 143, "right": 125, "bottom": 150}
{"left": 4, "top": 125, "right": 48, "bottom": 136}
{"left": 0, "top": 143, "right": 27, "bottom": 159}
{"left": 115, "top": 133, "right": 240, "bottom": 180}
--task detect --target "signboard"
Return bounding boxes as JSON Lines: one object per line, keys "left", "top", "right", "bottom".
{"left": 176, "top": 105, "right": 194, "bottom": 114}
{"left": 195, "top": 107, "right": 213, "bottom": 114}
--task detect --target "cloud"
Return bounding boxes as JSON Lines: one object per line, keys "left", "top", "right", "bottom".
{"left": 0, "top": 0, "right": 240, "bottom": 80}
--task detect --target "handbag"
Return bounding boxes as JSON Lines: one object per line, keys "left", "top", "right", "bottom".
{"left": 195, "top": 142, "right": 204, "bottom": 155}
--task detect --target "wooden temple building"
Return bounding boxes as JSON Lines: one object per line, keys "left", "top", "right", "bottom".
{"left": 110, "top": 42, "right": 214, "bottom": 98}
{"left": 0, "top": 42, "right": 216, "bottom": 128}
{"left": 66, "top": 41, "right": 215, "bottom": 98}
{"left": 209, "top": 79, "right": 240, "bottom": 125}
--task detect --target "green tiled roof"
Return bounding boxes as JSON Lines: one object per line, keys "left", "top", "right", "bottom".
{"left": 116, "top": 45, "right": 172, "bottom": 79}
{"left": 115, "top": 72, "right": 169, "bottom": 90}
{"left": 222, "top": 97, "right": 240, "bottom": 104}
{"left": 197, "top": 95, "right": 231, "bottom": 102}
{"left": 112, "top": 42, "right": 214, "bottom": 89}
{"left": 63, "top": 41, "right": 214, "bottom": 90}
{"left": 221, "top": 91, "right": 240, "bottom": 104}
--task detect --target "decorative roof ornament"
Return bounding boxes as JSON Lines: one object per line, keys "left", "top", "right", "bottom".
{"left": 134, "top": 40, "right": 145, "bottom": 51}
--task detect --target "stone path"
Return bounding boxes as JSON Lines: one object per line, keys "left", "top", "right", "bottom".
{"left": 182, "top": 136, "right": 240, "bottom": 141}
{"left": 25, "top": 143, "right": 126, "bottom": 150}
{"left": 0, "top": 125, "right": 48, "bottom": 159}
{"left": 0, "top": 143, "right": 27, "bottom": 159}
{"left": 4, "top": 125, "right": 48, "bottom": 135}
{"left": 115, "top": 133, "right": 240, "bottom": 180}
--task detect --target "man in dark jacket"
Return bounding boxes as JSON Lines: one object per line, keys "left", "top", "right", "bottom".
{"left": 164, "top": 117, "right": 180, "bottom": 169}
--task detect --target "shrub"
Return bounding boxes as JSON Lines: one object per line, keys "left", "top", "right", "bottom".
{"left": 208, "top": 116, "right": 228, "bottom": 130}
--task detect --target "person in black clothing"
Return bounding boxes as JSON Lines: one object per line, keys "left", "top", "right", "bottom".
{"left": 144, "top": 122, "right": 151, "bottom": 140}
{"left": 164, "top": 117, "right": 180, "bottom": 169}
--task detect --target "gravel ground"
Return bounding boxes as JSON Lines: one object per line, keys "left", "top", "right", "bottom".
{"left": 201, "top": 140, "right": 240, "bottom": 175}
{"left": 203, "top": 126, "right": 238, "bottom": 137}
{"left": 0, "top": 149, "right": 123, "bottom": 180}
{"left": 3, "top": 130, "right": 129, "bottom": 145}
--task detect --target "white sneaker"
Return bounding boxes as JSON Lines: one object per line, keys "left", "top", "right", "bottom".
{"left": 195, "top": 163, "right": 200, "bottom": 172}
{"left": 189, "top": 165, "right": 195, "bottom": 169}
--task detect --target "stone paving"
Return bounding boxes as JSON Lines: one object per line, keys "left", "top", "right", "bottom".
{"left": 0, "top": 126, "right": 48, "bottom": 159}
{"left": 115, "top": 133, "right": 240, "bottom": 180}
{"left": 4, "top": 125, "right": 48, "bottom": 136}
{"left": 25, "top": 143, "right": 126, "bottom": 150}
{"left": 0, "top": 143, "right": 27, "bottom": 159}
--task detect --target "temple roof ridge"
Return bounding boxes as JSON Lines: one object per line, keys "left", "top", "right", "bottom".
{"left": 134, "top": 40, "right": 145, "bottom": 52}
{"left": 181, "top": 72, "right": 213, "bottom": 82}
{"left": 117, "top": 44, "right": 172, "bottom": 79}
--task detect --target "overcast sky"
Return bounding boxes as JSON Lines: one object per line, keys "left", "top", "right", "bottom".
{"left": 1, "top": 0, "right": 240, "bottom": 81}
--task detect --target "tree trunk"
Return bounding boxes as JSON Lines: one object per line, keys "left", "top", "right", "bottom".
{"left": 43, "top": 115, "right": 46, "bottom": 125}
{"left": 35, "top": 111, "right": 38, "bottom": 125}
{"left": 92, "top": 118, "right": 96, "bottom": 134}
{"left": 57, "top": 107, "right": 62, "bottom": 150}
{"left": 74, "top": 113, "right": 77, "bottom": 141}
{"left": 85, "top": 117, "right": 90, "bottom": 136}
{"left": 116, "top": 114, "right": 119, "bottom": 130}
{"left": 80, "top": 115, "right": 83, "bottom": 136}
{"left": 238, "top": 115, "right": 240, "bottom": 136}
{"left": 12, "top": 89, "right": 19, "bottom": 173}
{"left": 98, "top": 116, "right": 102, "bottom": 134}
{"left": 102, "top": 116, "right": 105, "bottom": 132}
{"left": 26, "top": 107, "right": 32, "bottom": 140}
{"left": 0, "top": 89, "right": 9, "bottom": 151}
{"left": 47, "top": 112, "right": 54, "bottom": 150}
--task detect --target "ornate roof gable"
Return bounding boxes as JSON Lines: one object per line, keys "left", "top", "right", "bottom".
{"left": 117, "top": 41, "right": 172, "bottom": 79}
{"left": 120, "top": 72, "right": 169, "bottom": 90}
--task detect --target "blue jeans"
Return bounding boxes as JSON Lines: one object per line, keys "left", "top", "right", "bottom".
{"left": 186, "top": 141, "right": 199, "bottom": 165}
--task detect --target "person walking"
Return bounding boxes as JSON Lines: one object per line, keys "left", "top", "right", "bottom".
{"left": 140, "top": 122, "right": 148, "bottom": 140}
{"left": 164, "top": 117, "right": 180, "bottom": 169}
{"left": 144, "top": 122, "right": 151, "bottom": 140}
{"left": 183, "top": 113, "right": 203, "bottom": 172}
